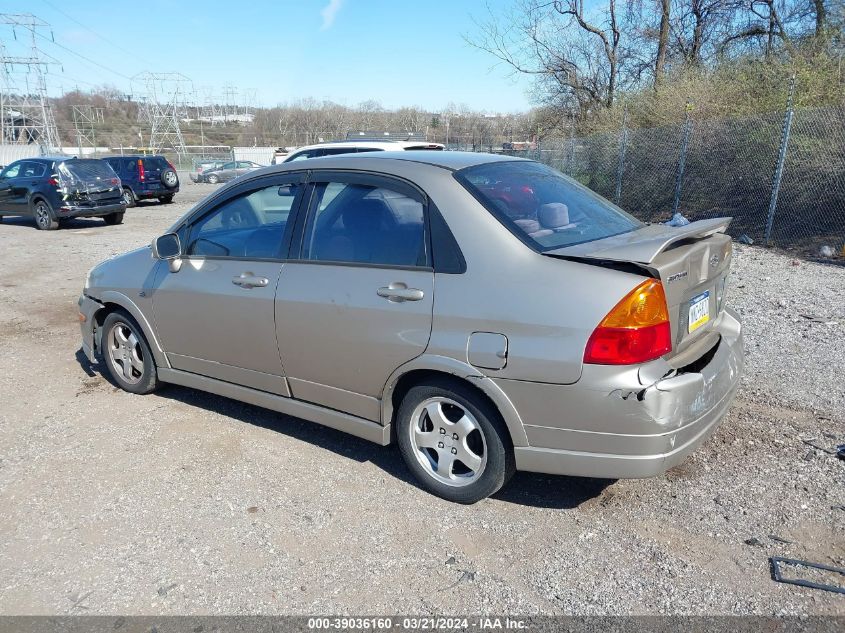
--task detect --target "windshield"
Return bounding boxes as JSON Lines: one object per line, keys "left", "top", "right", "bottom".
{"left": 455, "top": 161, "right": 642, "bottom": 251}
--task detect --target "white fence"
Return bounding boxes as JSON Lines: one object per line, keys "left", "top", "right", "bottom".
{"left": 0, "top": 144, "right": 43, "bottom": 166}
{"left": 233, "top": 146, "right": 276, "bottom": 166}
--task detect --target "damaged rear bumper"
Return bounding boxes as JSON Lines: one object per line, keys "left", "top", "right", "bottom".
{"left": 498, "top": 307, "right": 744, "bottom": 479}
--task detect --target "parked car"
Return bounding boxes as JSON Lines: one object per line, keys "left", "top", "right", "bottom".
{"left": 102, "top": 155, "right": 179, "bottom": 207}
{"left": 282, "top": 140, "right": 444, "bottom": 162}
{"left": 189, "top": 159, "right": 227, "bottom": 183}
{"left": 78, "top": 152, "right": 742, "bottom": 503}
{"left": 0, "top": 157, "right": 126, "bottom": 230}
{"left": 197, "top": 160, "right": 263, "bottom": 184}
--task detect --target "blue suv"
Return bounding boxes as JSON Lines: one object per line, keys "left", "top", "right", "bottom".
{"left": 103, "top": 155, "right": 179, "bottom": 207}
{"left": 0, "top": 157, "right": 126, "bottom": 230}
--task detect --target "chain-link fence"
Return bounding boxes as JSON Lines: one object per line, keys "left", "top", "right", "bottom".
{"left": 496, "top": 104, "right": 845, "bottom": 261}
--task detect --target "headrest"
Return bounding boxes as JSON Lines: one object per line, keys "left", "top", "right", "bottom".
{"left": 539, "top": 203, "right": 570, "bottom": 229}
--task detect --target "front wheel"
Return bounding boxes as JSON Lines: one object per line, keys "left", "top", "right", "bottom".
{"left": 103, "top": 212, "right": 124, "bottom": 225}
{"left": 396, "top": 379, "right": 515, "bottom": 504}
{"left": 101, "top": 311, "right": 159, "bottom": 394}
{"left": 33, "top": 199, "right": 59, "bottom": 230}
{"left": 122, "top": 188, "right": 136, "bottom": 208}
{"left": 206, "top": 174, "right": 219, "bottom": 184}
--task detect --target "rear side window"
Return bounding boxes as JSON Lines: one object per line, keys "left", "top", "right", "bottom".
{"left": 302, "top": 181, "right": 427, "bottom": 267}
{"left": 143, "top": 156, "right": 170, "bottom": 170}
{"left": 455, "top": 161, "right": 642, "bottom": 251}
{"left": 20, "top": 162, "right": 46, "bottom": 177}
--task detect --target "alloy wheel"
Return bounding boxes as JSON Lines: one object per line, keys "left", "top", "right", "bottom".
{"left": 408, "top": 397, "right": 487, "bottom": 487}
{"left": 106, "top": 322, "right": 145, "bottom": 385}
{"left": 35, "top": 203, "right": 51, "bottom": 229}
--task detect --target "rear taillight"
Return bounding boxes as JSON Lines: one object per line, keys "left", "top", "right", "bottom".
{"left": 138, "top": 159, "right": 145, "bottom": 182}
{"left": 167, "top": 160, "right": 176, "bottom": 170}
{"left": 47, "top": 177, "right": 59, "bottom": 187}
{"left": 584, "top": 279, "right": 672, "bottom": 365}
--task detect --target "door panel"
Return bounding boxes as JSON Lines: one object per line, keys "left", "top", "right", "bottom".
{"left": 150, "top": 176, "right": 304, "bottom": 394}
{"left": 152, "top": 258, "right": 289, "bottom": 394}
{"left": 275, "top": 264, "right": 434, "bottom": 419}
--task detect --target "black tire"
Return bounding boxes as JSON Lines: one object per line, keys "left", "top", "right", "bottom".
{"left": 206, "top": 173, "right": 219, "bottom": 184}
{"left": 103, "top": 212, "right": 124, "bottom": 225}
{"left": 158, "top": 195, "right": 174, "bottom": 204}
{"left": 395, "top": 378, "right": 515, "bottom": 504}
{"left": 122, "top": 187, "right": 136, "bottom": 208}
{"left": 161, "top": 169, "right": 179, "bottom": 190}
{"left": 100, "top": 310, "right": 159, "bottom": 395}
{"left": 32, "top": 198, "right": 59, "bottom": 230}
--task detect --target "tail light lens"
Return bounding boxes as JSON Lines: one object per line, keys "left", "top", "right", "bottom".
{"left": 138, "top": 159, "right": 145, "bottom": 181}
{"left": 47, "top": 176, "right": 59, "bottom": 187}
{"left": 584, "top": 279, "right": 672, "bottom": 365}
{"left": 167, "top": 160, "right": 176, "bottom": 171}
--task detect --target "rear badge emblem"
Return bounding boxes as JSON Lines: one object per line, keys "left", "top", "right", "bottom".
{"left": 666, "top": 271, "right": 688, "bottom": 283}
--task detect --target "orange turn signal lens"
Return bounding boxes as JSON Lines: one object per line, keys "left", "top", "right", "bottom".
{"left": 584, "top": 279, "right": 672, "bottom": 365}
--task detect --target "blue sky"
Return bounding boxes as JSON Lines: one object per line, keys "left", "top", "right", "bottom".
{"left": 12, "top": 0, "right": 535, "bottom": 113}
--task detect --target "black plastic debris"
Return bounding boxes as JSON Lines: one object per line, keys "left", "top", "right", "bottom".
{"left": 770, "top": 557, "right": 845, "bottom": 595}
{"left": 837, "top": 444, "right": 845, "bottom": 461}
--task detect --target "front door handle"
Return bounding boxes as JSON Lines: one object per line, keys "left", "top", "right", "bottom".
{"left": 232, "top": 273, "right": 269, "bottom": 288}
{"left": 377, "top": 285, "right": 424, "bottom": 302}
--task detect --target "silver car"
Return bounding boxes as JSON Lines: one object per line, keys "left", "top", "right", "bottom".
{"left": 79, "top": 152, "right": 743, "bottom": 503}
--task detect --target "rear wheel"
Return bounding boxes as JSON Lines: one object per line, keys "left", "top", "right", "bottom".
{"left": 158, "top": 194, "right": 174, "bottom": 204}
{"left": 396, "top": 378, "right": 515, "bottom": 504}
{"left": 103, "top": 212, "right": 124, "bottom": 225}
{"left": 122, "top": 187, "right": 136, "bottom": 208}
{"left": 206, "top": 173, "right": 219, "bottom": 184}
{"left": 101, "top": 311, "right": 159, "bottom": 394}
{"left": 33, "top": 199, "right": 59, "bottom": 230}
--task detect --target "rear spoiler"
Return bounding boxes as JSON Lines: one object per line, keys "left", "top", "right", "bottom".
{"left": 545, "top": 217, "right": 732, "bottom": 265}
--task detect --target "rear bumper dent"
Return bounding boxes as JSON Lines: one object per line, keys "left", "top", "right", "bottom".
{"left": 504, "top": 307, "right": 744, "bottom": 478}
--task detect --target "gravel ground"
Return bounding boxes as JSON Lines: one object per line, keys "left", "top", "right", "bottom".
{"left": 0, "top": 182, "right": 842, "bottom": 615}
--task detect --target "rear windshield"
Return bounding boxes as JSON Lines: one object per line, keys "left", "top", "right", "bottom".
{"left": 58, "top": 159, "right": 119, "bottom": 183}
{"left": 143, "top": 156, "right": 170, "bottom": 170}
{"left": 455, "top": 161, "right": 642, "bottom": 251}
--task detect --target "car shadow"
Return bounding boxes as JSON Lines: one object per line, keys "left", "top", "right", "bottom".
{"left": 74, "top": 348, "right": 610, "bottom": 509}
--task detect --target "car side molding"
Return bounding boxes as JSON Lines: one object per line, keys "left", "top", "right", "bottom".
{"left": 158, "top": 368, "right": 391, "bottom": 446}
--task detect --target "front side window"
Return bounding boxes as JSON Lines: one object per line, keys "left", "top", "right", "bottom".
{"left": 302, "top": 181, "right": 426, "bottom": 267}
{"left": 456, "top": 161, "right": 642, "bottom": 251}
{"left": 186, "top": 182, "right": 301, "bottom": 259}
{"left": 1, "top": 163, "right": 21, "bottom": 179}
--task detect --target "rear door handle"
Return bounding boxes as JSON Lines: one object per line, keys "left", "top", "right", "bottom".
{"left": 377, "top": 285, "right": 424, "bottom": 302}
{"left": 232, "top": 273, "right": 269, "bottom": 288}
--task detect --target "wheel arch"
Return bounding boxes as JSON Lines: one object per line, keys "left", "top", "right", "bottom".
{"left": 382, "top": 355, "right": 528, "bottom": 447}
{"left": 90, "top": 291, "right": 170, "bottom": 369}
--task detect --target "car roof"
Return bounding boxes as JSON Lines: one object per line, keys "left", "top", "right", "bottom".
{"left": 285, "top": 150, "right": 527, "bottom": 171}
{"left": 102, "top": 154, "right": 166, "bottom": 159}
{"left": 290, "top": 140, "right": 444, "bottom": 152}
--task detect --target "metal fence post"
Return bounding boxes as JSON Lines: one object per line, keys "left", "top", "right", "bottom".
{"left": 614, "top": 109, "right": 628, "bottom": 205}
{"left": 764, "top": 74, "right": 796, "bottom": 246}
{"left": 565, "top": 116, "right": 575, "bottom": 175}
{"left": 671, "top": 105, "right": 693, "bottom": 216}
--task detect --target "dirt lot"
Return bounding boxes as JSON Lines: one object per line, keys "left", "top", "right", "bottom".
{"left": 0, "top": 181, "right": 843, "bottom": 615}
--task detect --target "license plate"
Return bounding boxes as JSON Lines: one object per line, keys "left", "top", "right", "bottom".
{"left": 688, "top": 291, "right": 710, "bottom": 333}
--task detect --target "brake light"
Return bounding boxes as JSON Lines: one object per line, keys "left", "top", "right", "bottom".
{"left": 167, "top": 160, "right": 176, "bottom": 171}
{"left": 47, "top": 177, "right": 59, "bottom": 187}
{"left": 138, "top": 159, "right": 145, "bottom": 182}
{"left": 583, "top": 279, "right": 672, "bottom": 365}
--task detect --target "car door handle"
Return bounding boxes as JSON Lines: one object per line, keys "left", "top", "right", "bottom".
{"left": 377, "top": 286, "right": 424, "bottom": 302}
{"left": 232, "top": 273, "right": 269, "bottom": 288}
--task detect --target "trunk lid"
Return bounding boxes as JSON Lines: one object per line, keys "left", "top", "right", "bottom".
{"left": 547, "top": 218, "right": 733, "bottom": 359}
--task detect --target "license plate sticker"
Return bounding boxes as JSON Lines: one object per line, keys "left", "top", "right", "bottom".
{"left": 688, "top": 291, "right": 710, "bottom": 333}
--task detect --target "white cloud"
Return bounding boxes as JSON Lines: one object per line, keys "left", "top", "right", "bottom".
{"left": 320, "top": 0, "right": 345, "bottom": 30}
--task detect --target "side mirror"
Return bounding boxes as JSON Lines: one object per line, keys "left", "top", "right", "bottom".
{"left": 152, "top": 233, "right": 180, "bottom": 259}
{"left": 152, "top": 233, "right": 182, "bottom": 272}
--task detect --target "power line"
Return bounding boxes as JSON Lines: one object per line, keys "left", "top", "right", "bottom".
{"left": 32, "top": 28, "right": 132, "bottom": 81}
{"left": 39, "top": 0, "right": 136, "bottom": 57}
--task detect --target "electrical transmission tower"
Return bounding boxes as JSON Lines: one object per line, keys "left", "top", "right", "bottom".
{"left": 132, "top": 71, "right": 193, "bottom": 157}
{"left": 71, "top": 105, "right": 104, "bottom": 154}
{"left": 0, "top": 13, "right": 61, "bottom": 149}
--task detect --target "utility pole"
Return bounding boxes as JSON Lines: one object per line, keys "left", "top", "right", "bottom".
{"left": 71, "top": 105, "right": 104, "bottom": 155}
